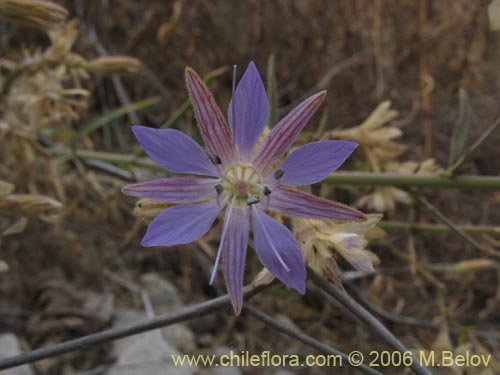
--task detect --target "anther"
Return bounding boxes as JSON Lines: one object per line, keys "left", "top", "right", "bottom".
{"left": 274, "top": 168, "right": 285, "bottom": 179}
{"left": 211, "top": 155, "right": 222, "bottom": 165}
{"left": 246, "top": 195, "right": 260, "bottom": 205}
{"left": 263, "top": 186, "right": 272, "bottom": 196}
{"left": 215, "top": 184, "right": 224, "bottom": 195}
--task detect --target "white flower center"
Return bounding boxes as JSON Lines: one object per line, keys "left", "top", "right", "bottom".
{"left": 221, "top": 164, "right": 263, "bottom": 208}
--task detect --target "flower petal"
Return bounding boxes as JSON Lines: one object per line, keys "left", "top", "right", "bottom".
{"left": 228, "top": 61, "right": 269, "bottom": 159}
{"left": 132, "top": 126, "right": 219, "bottom": 177}
{"left": 271, "top": 140, "right": 358, "bottom": 185}
{"left": 185, "top": 68, "right": 235, "bottom": 166}
{"left": 141, "top": 203, "right": 220, "bottom": 246}
{"left": 268, "top": 186, "right": 367, "bottom": 221}
{"left": 251, "top": 91, "right": 326, "bottom": 173}
{"left": 221, "top": 207, "right": 250, "bottom": 315}
{"left": 251, "top": 207, "right": 306, "bottom": 294}
{"left": 122, "top": 177, "right": 217, "bottom": 203}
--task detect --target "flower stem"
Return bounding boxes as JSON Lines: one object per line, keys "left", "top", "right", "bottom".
{"left": 49, "top": 148, "right": 500, "bottom": 191}
{"left": 325, "top": 172, "right": 500, "bottom": 190}
{"left": 411, "top": 192, "right": 500, "bottom": 259}
{"left": 309, "top": 268, "right": 433, "bottom": 375}
{"left": 379, "top": 221, "right": 500, "bottom": 235}
{"left": 0, "top": 282, "right": 274, "bottom": 371}
{"left": 244, "top": 305, "right": 383, "bottom": 375}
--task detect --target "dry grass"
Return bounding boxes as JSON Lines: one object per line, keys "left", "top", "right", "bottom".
{"left": 0, "top": 1, "right": 499, "bottom": 374}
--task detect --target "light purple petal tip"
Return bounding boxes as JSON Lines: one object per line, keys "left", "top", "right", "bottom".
{"left": 251, "top": 207, "right": 306, "bottom": 294}
{"left": 141, "top": 203, "right": 221, "bottom": 247}
{"left": 221, "top": 207, "right": 250, "bottom": 315}
{"left": 252, "top": 91, "right": 326, "bottom": 173}
{"left": 268, "top": 186, "right": 366, "bottom": 222}
{"left": 185, "top": 68, "right": 235, "bottom": 167}
{"left": 122, "top": 177, "right": 217, "bottom": 203}
{"left": 271, "top": 141, "right": 358, "bottom": 186}
{"left": 228, "top": 61, "right": 269, "bottom": 160}
{"left": 132, "top": 126, "right": 219, "bottom": 177}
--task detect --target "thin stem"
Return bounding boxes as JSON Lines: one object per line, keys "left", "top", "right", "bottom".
{"left": 379, "top": 221, "right": 500, "bottom": 236}
{"left": 244, "top": 305, "right": 383, "bottom": 375}
{"left": 445, "top": 114, "right": 500, "bottom": 176}
{"left": 49, "top": 147, "right": 500, "bottom": 190}
{"left": 325, "top": 172, "right": 500, "bottom": 190}
{"left": 412, "top": 193, "right": 500, "bottom": 259}
{"left": 51, "top": 148, "right": 160, "bottom": 170}
{"left": 343, "top": 282, "right": 500, "bottom": 341}
{"left": 308, "top": 269, "right": 433, "bottom": 375}
{"left": 0, "top": 283, "right": 273, "bottom": 371}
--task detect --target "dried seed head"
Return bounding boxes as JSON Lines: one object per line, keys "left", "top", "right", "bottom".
{"left": 85, "top": 56, "right": 141, "bottom": 76}
{"left": 0, "top": 0, "right": 68, "bottom": 31}
{"left": 0, "top": 180, "right": 15, "bottom": 197}
{"left": 133, "top": 198, "right": 170, "bottom": 224}
{"left": 1, "top": 193, "right": 62, "bottom": 222}
{"left": 0, "top": 260, "right": 9, "bottom": 273}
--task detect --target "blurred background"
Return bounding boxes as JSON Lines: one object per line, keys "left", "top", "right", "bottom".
{"left": 0, "top": 0, "right": 499, "bottom": 374}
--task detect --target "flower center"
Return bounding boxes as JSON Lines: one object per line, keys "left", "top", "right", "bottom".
{"left": 221, "top": 164, "right": 262, "bottom": 207}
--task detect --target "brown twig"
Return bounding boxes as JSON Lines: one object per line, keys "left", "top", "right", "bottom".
{"left": 244, "top": 305, "right": 383, "bottom": 375}
{"left": 0, "top": 282, "right": 274, "bottom": 371}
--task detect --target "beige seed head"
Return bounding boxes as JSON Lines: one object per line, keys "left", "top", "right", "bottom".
{"left": 0, "top": 0, "right": 68, "bottom": 31}
{"left": 85, "top": 56, "right": 141, "bottom": 76}
{"left": 133, "top": 198, "right": 171, "bottom": 224}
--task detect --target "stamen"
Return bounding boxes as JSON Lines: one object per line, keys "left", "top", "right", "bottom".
{"left": 211, "top": 154, "right": 222, "bottom": 165}
{"left": 274, "top": 168, "right": 285, "bottom": 179}
{"left": 215, "top": 184, "right": 224, "bottom": 195}
{"left": 209, "top": 197, "right": 235, "bottom": 285}
{"left": 246, "top": 195, "right": 260, "bottom": 205}
{"left": 263, "top": 186, "right": 272, "bottom": 196}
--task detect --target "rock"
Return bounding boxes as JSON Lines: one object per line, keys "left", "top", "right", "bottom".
{"left": 206, "top": 347, "right": 242, "bottom": 375}
{"left": 83, "top": 290, "right": 114, "bottom": 322}
{"left": 141, "top": 273, "right": 183, "bottom": 312}
{"left": 107, "top": 309, "right": 196, "bottom": 375}
{"left": 0, "top": 333, "right": 34, "bottom": 375}
{"left": 273, "top": 370, "right": 296, "bottom": 375}
{"left": 161, "top": 323, "right": 197, "bottom": 353}
{"left": 140, "top": 273, "right": 197, "bottom": 352}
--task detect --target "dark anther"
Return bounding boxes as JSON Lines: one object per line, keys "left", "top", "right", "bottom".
{"left": 212, "top": 154, "right": 222, "bottom": 165}
{"left": 215, "top": 184, "right": 224, "bottom": 195}
{"left": 274, "top": 168, "right": 284, "bottom": 179}
{"left": 246, "top": 195, "right": 260, "bottom": 205}
{"left": 263, "top": 186, "right": 272, "bottom": 196}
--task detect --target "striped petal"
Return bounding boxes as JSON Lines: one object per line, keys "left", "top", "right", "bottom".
{"left": 141, "top": 203, "right": 221, "bottom": 246}
{"left": 132, "top": 126, "right": 219, "bottom": 177}
{"left": 228, "top": 61, "right": 269, "bottom": 160}
{"left": 185, "top": 68, "right": 235, "bottom": 167}
{"left": 221, "top": 206, "right": 250, "bottom": 315}
{"left": 122, "top": 177, "right": 217, "bottom": 203}
{"left": 270, "top": 141, "right": 358, "bottom": 186}
{"left": 268, "top": 186, "right": 366, "bottom": 221}
{"left": 251, "top": 206, "right": 306, "bottom": 294}
{"left": 251, "top": 91, "right": 326, "bottom": 173}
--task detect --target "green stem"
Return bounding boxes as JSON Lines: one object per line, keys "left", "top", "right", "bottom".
{"left": 51, "top": 148, "right": 161, "bottom": 170}
{"left": 50, "top": 148, "right": 500, "bottom": 191}
{"left": 412, "top": 193, "right": 500, "bottom": 259}
{"left": 379, "top": 221, "right": 500, "bottom": 235}
{"left": 325, "top": 172, "right": 500, "bottom": 190}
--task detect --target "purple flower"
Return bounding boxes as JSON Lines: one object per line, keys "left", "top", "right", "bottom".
{"left": 123, "top": 62, "right": 366, "bottom": 314}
